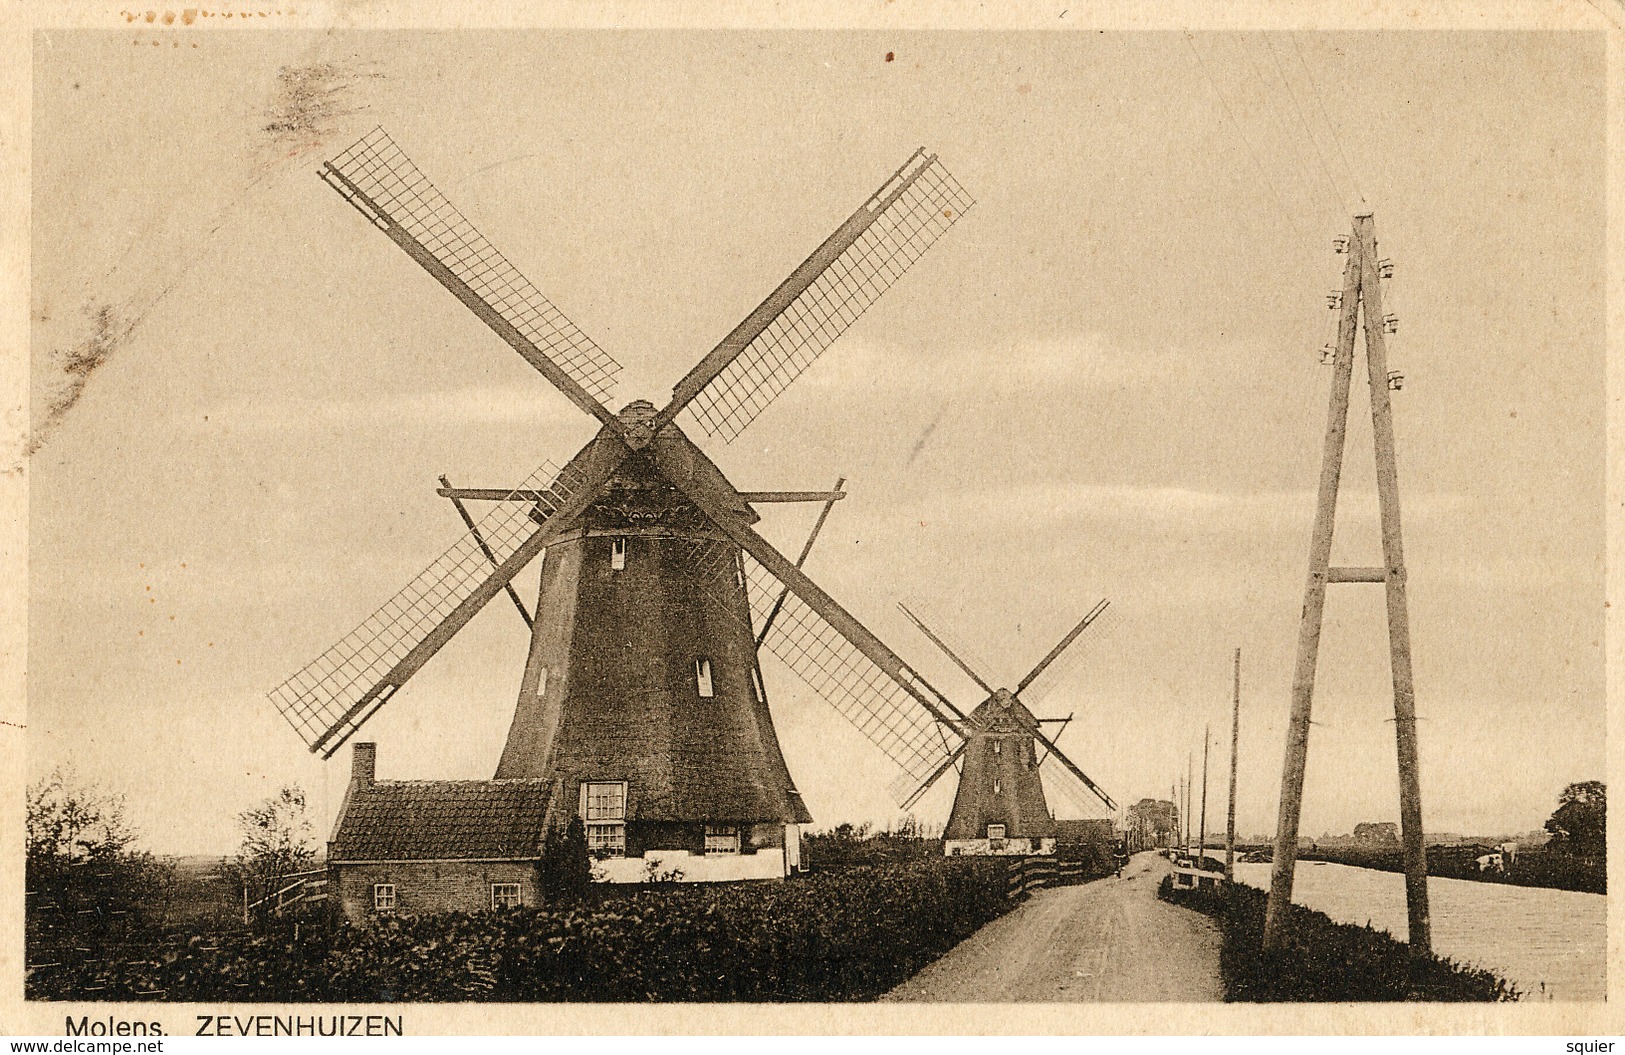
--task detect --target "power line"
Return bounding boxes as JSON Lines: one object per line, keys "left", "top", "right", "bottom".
{"left": 1262, "top": 33, "right": 1355, "bottom": 219}
{"left": 1179, "top": 30, "right": 1305, "bottom": 243}
{"left": 1288, "top": 32, "right": 1369, "bottom": 207}
{"left": 1227, "top": 32, "right": 1345, "bottom": 224}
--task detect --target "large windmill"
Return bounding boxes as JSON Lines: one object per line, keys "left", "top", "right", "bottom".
{"left": 896, "top": 601, "right": 1117, "bottom": 855}
{"left": 270, "top": 128, "right": 1107, "bottom": 892}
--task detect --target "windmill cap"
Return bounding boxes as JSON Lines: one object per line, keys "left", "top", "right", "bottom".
{"left": 619, "top": 400, "right": 657, "bottom": 426}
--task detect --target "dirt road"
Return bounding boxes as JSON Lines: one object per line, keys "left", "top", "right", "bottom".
{"left": 882, "top": 853, "right": 1224, "bottom": 1002}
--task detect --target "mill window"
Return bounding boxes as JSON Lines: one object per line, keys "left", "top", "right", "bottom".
{"left": 992, "top": 740, "right": 1002, "bottom": 756}
{"left": 610, "top": 537, "right": 627, "bottom": 571}
{"left": 704, "top": 825, "right": 741, "bottom": 855}
{"left": 695, "top": 658, "right": 715, "bottom": 698}
{"left": 993, "top": 777, "right": 1002, "bottom": 796}
{"left": 749, "top": 666, "right": 766, "bottom": 705}
{"left": 987, "top": 824, "right": 1006, "bottom": 849}
{"left": 582, "top": 780, "right": 627, "bottom": 857}
{"left": 373, "top": 883, "right": 396, "bottom": 912}
{"left": 491, "top": 883, "right": 522, "bottom": 910}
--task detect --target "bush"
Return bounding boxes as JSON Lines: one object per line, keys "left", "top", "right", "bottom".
{"left": 28, "top": 858, "right": 1010, "bottom": 1002}
{"left": 1157, "top": 876, "right": 1517, "bottom": 1002}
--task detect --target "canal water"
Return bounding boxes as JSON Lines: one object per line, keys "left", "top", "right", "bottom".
{"left": 1228, "top": 860, "right": 1604, "bottom": 1001}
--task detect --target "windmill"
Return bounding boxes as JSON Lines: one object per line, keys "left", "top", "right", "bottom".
{"left": 269, "top": 127, "right": 1107, "bottom": 884}
{"left": 895, "top": 600, "right": 1117, "bottom": 855}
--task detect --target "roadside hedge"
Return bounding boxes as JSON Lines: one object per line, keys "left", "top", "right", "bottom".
{"left": 29, "top": 858, "right": 1010, "bottom": 1002}
{"left": 1158, "top": 875, "right": 1517, "bottom": 1002}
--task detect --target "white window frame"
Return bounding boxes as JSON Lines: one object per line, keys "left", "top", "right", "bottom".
{"left": 992, "top": 739, "right": 1002, "bottom": 755}
{"left": 704, "top": 825, "right": 741, "bottom": 855}
{"left": 695, "top": 657, "right": 715, "bottom": 698}
{"left": 373, "top": 883, "right": 396, "bottom": 912}
{"left": 610, "top": 537, "right": 627, "bottom": 571}
{"left": 987, "top": 824, "right": 1006, "bottom": 841}
{"left": 491, "top": 882, "right": 522, "bottom": 910}
{"left": 993, "top": 777, "right": 1002, "bottom": 795}
{"left": 582, "top": 780, "right": 628, "bottom": 858}
{"left": 749, "top": 666, "right": 766, "bottom": 705}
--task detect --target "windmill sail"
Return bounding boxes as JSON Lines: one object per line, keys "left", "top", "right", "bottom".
{"left": 269, "top": 458, "right": 588, "bottom": 757}
{"left": 321, "top": 128, "right": 621, "bottom": 418}
{"left": 677, "top": 151, "right": 975, "bottom": 443}
{"left": 684, "top": 540, "right": 962, "bottom": 798}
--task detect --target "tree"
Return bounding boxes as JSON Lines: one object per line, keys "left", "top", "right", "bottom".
{"left": 538, "top": 817, "right": 593, "bottom": 902}
{"left": 25, "top": 768, "right": 173, "bottom": 953}
{"left": 1126, "top": 798, "right": 1177, "bottom": 846}
{"left": 224, "top": 785, "right": 316, "bottom": 925}
{"left": 1545, "top": 780, "right": 1605, "bottom": 857}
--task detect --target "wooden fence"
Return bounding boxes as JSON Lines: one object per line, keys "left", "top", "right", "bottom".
{"left": 244, "top": 868, "right": 328, "bottom": 920}
{"left": 1003, "top": 857, "right": 1098, "bottom": 900}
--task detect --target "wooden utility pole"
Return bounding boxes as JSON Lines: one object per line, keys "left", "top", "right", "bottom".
{"left": 1199, "top": 725, "right": 1210, "bottom": 862}
{"left": 1265, "top": 214, "right": 1431, "bottom": 958}
{"left": 1226, "top": 647, "right": 1241, "bottom": 881}
{"left": 1185, "top": 754, "right": 1194, "bottom": 853}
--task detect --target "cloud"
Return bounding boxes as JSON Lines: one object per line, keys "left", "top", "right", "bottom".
{"left": 175, "top": 383, "right": 577, "bottom": 434}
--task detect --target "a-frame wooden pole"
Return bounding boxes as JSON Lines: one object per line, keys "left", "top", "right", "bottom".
{"left": 1264, "top": 214, "right": 1430, "bottom": 958}
{"left": 1226, "top": 647, "right": 1240, "bottom": 881}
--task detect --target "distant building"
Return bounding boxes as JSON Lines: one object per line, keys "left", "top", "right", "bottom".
{"left": 1353, "top": 822, "right": 1400, "bottom": 847}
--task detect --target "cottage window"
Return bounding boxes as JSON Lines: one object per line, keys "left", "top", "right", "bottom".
{"left": 491, "top": 883, "right": 522, "bottom": 910}
{"left": 610, "top": 537, "right": 627, "bottom": 571}
{"left": 582, "top": 780, "right": 627, "bottom": 857}
{"left": 749, "top": 666, "right": 766, "bottom": 705}
{"left": 373, "top": 883, "right": 396, "bottom": 912}
{"left": 695, "top": 658, "right": 715, "bottom": 698}
{"left": 704, "top": 825, "right": 740, "bottom": 855}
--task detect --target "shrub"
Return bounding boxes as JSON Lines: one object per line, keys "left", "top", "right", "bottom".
{"left": 1158, "top": 876, "right": 1517, "bottom": 1002}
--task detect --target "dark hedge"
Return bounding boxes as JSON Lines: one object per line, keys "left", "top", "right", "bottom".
{"left": 1158, "top": 875, "right": 1518, "bottom": 1002}
{"left": 29, "top": 858, "right": 1010, "bottom": 1003}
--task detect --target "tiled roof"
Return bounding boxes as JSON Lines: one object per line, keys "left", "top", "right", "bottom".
{"left": 329, "top": 779, "right": 552, "bottom": 862}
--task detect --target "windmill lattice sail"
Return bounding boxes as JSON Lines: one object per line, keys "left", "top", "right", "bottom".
{"left": 321, "top": 128, "right": 621, "bottom": 406}
{"left": 685, "top": 540, "right": 959, "bottom": 796}
{"left": 679, "top": 154, "right": 975, "bottom": 443}
{"left": 268, "top": 458, "right": 586, "bottom": 754}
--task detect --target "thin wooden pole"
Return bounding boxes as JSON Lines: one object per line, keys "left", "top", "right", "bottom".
{"left": 1186, "top": 754, "right": 1194, "bottom": 853}
{"left": 1226, "top": 647, "right": 1241, "bottom": 881}
{"left": 1264, "top": 222, "right": 1362, "bottom": 951}
{"left": 1199, "top": 725, "right": 1211, "bottom": 861}
{"left": 1354, "top": 214, "right": 1431, "bottom": 958}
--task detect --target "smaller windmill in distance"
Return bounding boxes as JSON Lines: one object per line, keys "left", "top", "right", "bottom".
{"left": 896, "top": 599, "right": 1117, "bottom": 856}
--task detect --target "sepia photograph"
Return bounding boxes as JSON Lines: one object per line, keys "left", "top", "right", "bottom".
{"left": 8, "top": 5, "right": 1617, "bottom": 1035}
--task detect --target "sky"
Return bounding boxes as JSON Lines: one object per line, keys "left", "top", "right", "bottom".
{"left": 23, "top": 28, "right": 1606, "bottom": 855}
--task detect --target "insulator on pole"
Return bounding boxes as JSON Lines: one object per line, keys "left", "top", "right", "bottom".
{"left": 1383, "top": 313, "right": 1399, "bottom": 334}
{"left": 1387, "top": 370, "right": 1405, "bottom": 391}
{"left": 1332, "top": 236, "right": 1350, "bottom": 254}
{"left": 1378, "top": 259, "right": 1395, "bottom": 279}
{"left": 1326, "top": 291, "right": 1342, "bottom": 310}
{"left": 1320, "top": 343, "right": 1335, "bottom": 365}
